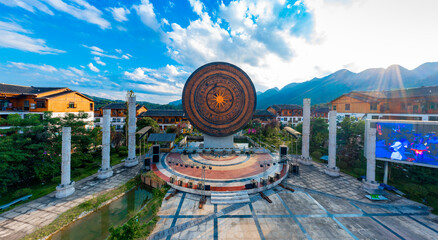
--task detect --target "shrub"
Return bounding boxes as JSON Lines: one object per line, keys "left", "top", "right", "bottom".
{"left": 116, "top": 146, "right": 127, "bottom": 152}
{"left": 51, "top": 176, "right": 61, "bottom": 184}
{"left": 404, "top": 183, "right": 429, "bottom": 199}
{"left": 118, "top": 150, "right": 128, "bottom": 157}
{"left": 425, "top": 184, "right": 438, "bottom": 197}
{"left": 12, "top": 188, "right": 32, "bottom": 199}
{"left": 312, "top": 151, "right": 322, "bottom": 160}
{"left": 108, "top": 216, "right": 141, "bottom": 240}
{"left": 353, "top": 168, "right": 366, "bottom": 177}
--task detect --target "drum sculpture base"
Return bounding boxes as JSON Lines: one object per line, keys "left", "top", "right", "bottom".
{"left": 203, "top": 135, "right": 234, "bottom": 148}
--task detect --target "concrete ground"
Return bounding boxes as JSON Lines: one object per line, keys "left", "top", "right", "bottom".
{"left": 0, "top": 162, "right": 141, "bottom": 240}
{"left": 150, "top": 162, "right": 438, "bottom": 240}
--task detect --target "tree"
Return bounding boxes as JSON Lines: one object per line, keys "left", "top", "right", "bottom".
{"left": 294, "top": 118, "right": 329, "bottom": 155}
{"left": 137, "top": 117, "right": 159, "bottom": 133}
{"left": 337, "top": 118, "right": 365, "bottom": 169}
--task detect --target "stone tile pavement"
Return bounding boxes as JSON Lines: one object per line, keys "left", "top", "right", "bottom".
{"left": 0, "top": 162, "right": 141, "bottom": 240}
{"left": 149, "top": 161, "right": 438, "bottom": 240}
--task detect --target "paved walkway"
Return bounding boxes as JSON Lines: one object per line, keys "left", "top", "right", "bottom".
{"left": 0, "top": 162, "right": 141, "bottom": 240}
{"left": 149, "top": 161, "right": 438, "bottom": 240}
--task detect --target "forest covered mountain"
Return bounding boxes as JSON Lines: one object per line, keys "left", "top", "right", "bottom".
{"left": 256, "top": 62, "right": 438, "bottom": 108}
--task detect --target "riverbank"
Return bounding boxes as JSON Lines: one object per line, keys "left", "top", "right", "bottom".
{"left": 25, "top": 176, "right": 142, "bottom": 240}
{"left": 0, "top": 162, "right": 142, "bottom": 240}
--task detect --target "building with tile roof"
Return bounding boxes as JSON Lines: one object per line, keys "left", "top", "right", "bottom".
{"left": 330, "top": 85, "right": 438, "bottom": 121}
{"left": 0, "top": 83, "right": 94, "bottom": 127}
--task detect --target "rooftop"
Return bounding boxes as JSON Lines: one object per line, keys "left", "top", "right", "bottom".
{"left": 269, "top": 104, "right": 303, "bottom": 111}
{"left": 253, "top": 109, "right": 275, "bottom": 116}
{"left": 139, "top": 109, "right": 185, "bottom": 117}
{"left": 338, "top": 85, "right": 438, "bottom": 103}
{"left": 147, "top": 133, "right": 176, "bottom": 142}
{"left": 102, "top": 103, "right": 144, "bottom": 110}
{"left": 0, "top": 83, "right": 66, "bottom": 95}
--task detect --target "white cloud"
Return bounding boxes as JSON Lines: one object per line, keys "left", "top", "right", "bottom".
{"left": 43, "top": 0, "right": 110, "bottom": 29}
{"left": 9, "top": 62, "right": 57, "bottom": 72}
{"left": 162, "top": 18, "right": 169, "bottom": 25}
{"left": 121, "top": 54, "right": 132, "bottom": 59}
{"left": 0, "top": 0, "right": 54, "bottom": 15}
{"left": 93, "top": 56, "right": 106, "bottom": 66}
{"left": 124, "top": 66, "right": 188, "bottom": 95}
{"left": 163, "top": 0, "right": 309, "bottom": 89}
{"left": 133, "top": 0, "right": 160, "bottom": 31}
{"left": 68, "top": 67, "right": 84, "bottom": 76}
{"left": 115, "top": 48, "right": 122, "bottom": 53}
{"left": 0, "top": 21, "right": 64, "bottom": 54}
{"left": 91, "top": 51, "right": 120, "bottom": 59}
{"left": 88, "top": 62, "right": 99, "bottom": 72}
{"left": 82, "top": 44, "right": 104, "bottom": 52}
{"left": 188, "top": 0, "right": 204, "bottom": 16}
{"left": 160, "top": 0, "right": 438, "bottom": 91}
{"left": 107, "top": 7, "right": 130, "bottom": 22}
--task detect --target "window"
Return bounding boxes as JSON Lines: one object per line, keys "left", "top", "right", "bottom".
{"left": 429, "top": 116, "right": 438, "bottom": 121}
{"left": 23, "top": 100, "right": 29, "bottom": 111}
{"left": 112, "top": 118, "right": 117, "bottom": 122}
{"left": 116, "top": 118, "right": 121, "bottom": 123}
{"left": 430, "top": 102, "right": 436, "bottom": 110}
{"left": 68, "top": 102, "right": 76, "bottom": 108}
{"left": 345, "top": 115, "right": 350, "bottom": 118}
{"left": 90, "top": 103, "right": 93, "bottom": 111}
{"left": 401, "top": 103, "right": 407, "bottom": 111}
{"left": 333, "top": 105, "right": 337, "bottom": 110}
{"left": 36, "top": 100, "right": 45, "bottom": 108}
{"left": 413, "top": 105, "right": 419, "bottom": 113}
{"left": 345, "top": 104, "right": 350, "bottom": 111}
{"left": 380, "top": 103, "right": 390, "bottom": 112}
{"left": 370, "top": 103, "right": 377, "bottom": 111}
{"left": 371, "top": 115, "right": 379, "bottom": 119}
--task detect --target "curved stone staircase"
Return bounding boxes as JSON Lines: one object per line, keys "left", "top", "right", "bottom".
{"left": 211, "top": 191, "right": 250, "bottom": 205}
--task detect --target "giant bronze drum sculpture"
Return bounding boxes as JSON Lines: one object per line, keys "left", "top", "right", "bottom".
{"left": 182, "top": 62, "right": 257, "bottom": 137}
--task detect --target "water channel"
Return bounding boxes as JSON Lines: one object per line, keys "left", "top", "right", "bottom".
{"left": 49, "top": 185, "right": 152, "bottom": 240}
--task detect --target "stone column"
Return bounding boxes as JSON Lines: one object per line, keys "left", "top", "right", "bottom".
{"left": 56, "top": 127, "right": 75, "bottom": 198}
{"left": 125, "top": 96, "right": 138, "bottom": 167}
{"left": 98, "top": 109, "right": 113, "bottom": 179}
{"left": 324, "top": 111, "right": 340, "bottom": 176}
{"left": 362, "top": 126, "right": 380, "bottom": 193}
{"left": 299, "top": 98, "right": 312, "bottom": 165}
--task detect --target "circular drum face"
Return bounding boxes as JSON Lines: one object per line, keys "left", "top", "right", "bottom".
{"left": 182, "top": 62, "right": 257, "bottom": 137}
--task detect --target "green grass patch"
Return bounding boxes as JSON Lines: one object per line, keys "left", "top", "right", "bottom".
{"left": 0, "top": 153, "right": 128, "bottom": 214}
{"left": 23, "top": 176, "right": 141, "bottom": 240}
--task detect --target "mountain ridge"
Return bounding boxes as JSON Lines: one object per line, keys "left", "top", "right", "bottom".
{"left": 255, "top": 62, "right": 438, "bottom": 108}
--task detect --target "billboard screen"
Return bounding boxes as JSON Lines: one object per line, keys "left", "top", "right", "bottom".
{"left": 375, "top": 122, "right": 438, "bottom": 166}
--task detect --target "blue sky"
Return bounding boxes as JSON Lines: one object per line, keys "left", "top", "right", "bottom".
{"left": 1, "top": 0, "right": 438, "bottom": 104}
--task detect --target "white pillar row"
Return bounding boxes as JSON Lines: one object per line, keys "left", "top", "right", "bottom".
{"left": 125, "top": 96, "right": 138, "bottom": 167}
{"left": 362, "top": 126, "right": 380, "bottom": 193}
{"left": 299, "top": 98, "right": 312, "bottom": 165}
{"left": 98, "top": 109, "right": 113, "bottom": 179}
{"left": 56, "top": 127, "right": 75, "bottom": 198}
{"left": 324, "top": 111, "right": 340, "bottom": 177}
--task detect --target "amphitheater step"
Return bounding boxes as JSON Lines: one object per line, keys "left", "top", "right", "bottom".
{"left": 211, "top": 191, "right": 250, "bottom": 205}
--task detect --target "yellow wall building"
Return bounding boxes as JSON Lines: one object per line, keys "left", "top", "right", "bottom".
{"left": 0, "top": 83, "right": 94, "bottom": 127}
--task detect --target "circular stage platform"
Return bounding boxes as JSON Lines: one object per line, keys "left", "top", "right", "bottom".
{"left": 152, "top": 152, "right": 288, "bottom": 195}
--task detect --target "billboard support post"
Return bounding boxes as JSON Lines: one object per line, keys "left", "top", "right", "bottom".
{"left": 362, "top": 124, "right": 380, "bottom": 193}
{"left": 383, "top": 161, "right": 389, "bottom": 184}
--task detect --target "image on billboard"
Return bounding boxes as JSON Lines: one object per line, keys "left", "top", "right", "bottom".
{"left": 375, "top": 122, "right": 438, "bottom": 166}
